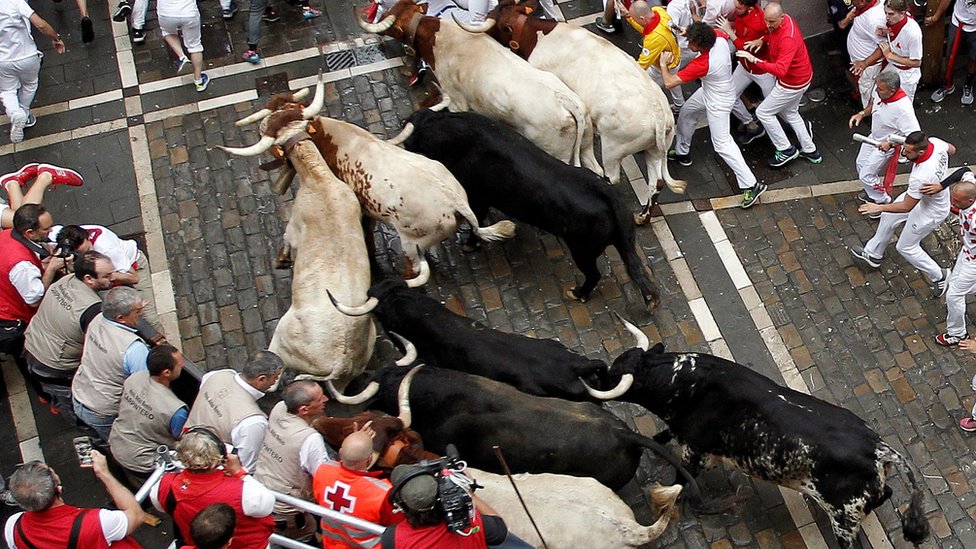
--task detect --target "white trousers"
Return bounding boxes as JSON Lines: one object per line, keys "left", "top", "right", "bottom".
{"left": 857, "top": 63, "right": 882, "bottom": 109}
{"left": 863, "top": 192, "right": 946, "bottom": 282}
{"left": 132, "top": 0, "right": 150, "bottom": 28}
{"left": 756, "top": 81, "right": 814, "bottom": 153}
{"left": 898, "top": 67, "right": 920, "bottom": 103}
{"left": 675, "top": 89, "right": 757, "bottom": 189}
{"left": 731, "top": 66, "right": 776, "bottom": 124}
{"left": 855, "top": 143, "right": 894, "bottom": 204}
{"left": 0, "top": 52, "right": 41, "bottom": 125}
{"left": 945, "top": 253, "right": 976, "bottom": 337}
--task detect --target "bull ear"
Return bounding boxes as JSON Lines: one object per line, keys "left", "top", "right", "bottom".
{"left": 649, "top": 342, "right": 666, "bottom": 355}
{"left": 419, "top": 2, "right": 428, "bottom": 13}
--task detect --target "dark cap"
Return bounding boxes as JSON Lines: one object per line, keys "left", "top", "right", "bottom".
{"left": 389, "top": 464, "right": 438, "bottom": 512}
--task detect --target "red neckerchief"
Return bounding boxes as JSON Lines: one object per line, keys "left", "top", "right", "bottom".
{"left": 854, "top": 0, "right": 878, "bottom": 17}
{"left": 879, "top": 87, "right": 907, "bottom": 104}
{"left": 641, "top": 11, "right": 661, "bottom": 36}
{"left": 886, "top": 13, "right": 911, "bottom": 39}
{"left": 911, "top": 142, "right": 934, "bottom": 164}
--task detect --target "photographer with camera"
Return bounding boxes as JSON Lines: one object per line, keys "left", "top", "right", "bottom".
{"left": 381, "top": 454, "right": 533, "bottom": 549}
{"left": 150, "top": 428, "right": 275, "bottom": 549}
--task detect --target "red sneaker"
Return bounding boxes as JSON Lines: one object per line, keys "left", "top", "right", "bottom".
{"left": 0, "top": 162, "right": 39, "bottom": 188}
{"left": 961, "top": 417, "right": 976, "bottom": 432}
{"left": 37, "top": 163, "right": 84, "bottom": 187}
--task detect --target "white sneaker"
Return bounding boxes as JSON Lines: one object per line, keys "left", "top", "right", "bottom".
{"left": 9, "top": 119, "right": 25, "bottom": 143}
{"left": 933, "top": 268, "right": 952, "bottom": 298}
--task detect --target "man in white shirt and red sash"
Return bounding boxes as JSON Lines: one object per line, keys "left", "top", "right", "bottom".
{"left": 880, "top": 0, "right": 922, "bottom": 101}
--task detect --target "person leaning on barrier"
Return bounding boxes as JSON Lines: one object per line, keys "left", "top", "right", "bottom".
{"left": 151, "top": 428, "right": 275, "bottom": 549}
{"left": 109, "top": 344, "right": 189, "bottom": 483}
{"left": 22, "top": 250, "right": 114, "bottom": 419}
{"left": 3, "top": 451, "right": 145, "bottom": 548}
{"left": 253, "top": 380, "right": 333, "bottom": 543}
{"left": 71, "top": 286, "right": 151, "bottom": 446}
{"left": 186, "top": 350, "right": 283, "bottom": 473}
{"left": 313, "top": 429, "right": 403, "bottom": 549}
{"left": 380, "top": 464, "right": 532, "bottom": 549}
{"left": 184, "top": 503, "right": 237, "bottom": 549}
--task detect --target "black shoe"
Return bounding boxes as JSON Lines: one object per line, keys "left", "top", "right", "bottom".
{"left": 667, "top": 149, "right": 692, "bottom": 166}
{"left": 594, "top": 16, "right": 617, "bottom": 34}
{"left": 739, "top": 124, "right": 766, "bottom": 145}
{"left": 132, "top": 27, "right": 145, "bottom": 43}
{"left": 262, "top": 6, "right": 280, "bottom": 22}
{"left": 112, "top": 2, "right": 131, "bottom": 22}
{"left": 81, "top": 16, "right": 94, "bottom": 43}
{"left": 799, "top": 149, "right": 823, "bottom": 164}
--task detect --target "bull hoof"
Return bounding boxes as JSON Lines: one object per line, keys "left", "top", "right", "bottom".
{"left": 564, "top": 288, "right": 588, "bottom": 303}
{"left": 275, "top": 258, "right": 294, "bottom": 270}
{"left": 462, "top": 241, "right": 482, "bottom": 254}
{"left": 634, "top": 211, "right": 651, "bottom": 226}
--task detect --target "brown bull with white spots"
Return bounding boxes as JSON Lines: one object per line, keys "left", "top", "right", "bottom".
{"left": 458, "top": 0, "right": 686, "bottom": 224}
{"left": 359, "top": 0, "right": 601, "bottom": 174}
{"left": 238, "top": 95, "right": 515, "bottom": 276}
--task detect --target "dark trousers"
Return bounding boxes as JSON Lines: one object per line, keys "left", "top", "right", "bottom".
{"left": 0, "top": 321, "right": 49, "bottom": 401}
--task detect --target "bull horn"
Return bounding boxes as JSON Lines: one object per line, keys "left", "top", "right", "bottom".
{"left": 235, "top": 108, "right": 272, "bottom": 127}
{"left": 429, "top": 93, "right": 451, "bottom": 112}
{"left": 390, "top": 332, "right": 418, "bottom": 366}
{"left": 301, "top": 72, "right": 325, "bottom": 119}
{"left": 615, "top": 312, "right": 649, "bottom": 351}
{"left": 328, "top": 289, "right": 379, "bottom": 316}
{"left": 580, "top": 373, "right": 633, "bottom": 400}
{"left": 326, "top": 379, "right": 379, "bottom": 405}
{"left": 451, "top": 12, "right": 496, "bottom": 32}
{"left": 396, "top": 365, "right": 424, "bottom": 429}
{"left": 358, "top": 11, "right": 396, "bottom": 33}
{"left": 406, "top": 255, "right": 430, "bottom": 288}
{"left": 386, "top": 123, "right": 415, "bottom": 146}
{"left": 218, "top": 135, "right": 277, "bottom": 157}
{"left": 292, "top": 87, "right": 310, "bottom": 101}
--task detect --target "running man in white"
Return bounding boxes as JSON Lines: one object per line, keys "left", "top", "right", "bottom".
{"left": 848, "top": 70, "right": 919, "bottom": 209}
{"left": 880, "top": 0, "right": 922, "bottom": 102}
{"left": 924, "top": 168, "right": 976, "bottom": 346}
{"left": 851, "top": 131, "right": 955, "bottom": 298}
{"left": 844, "top": 0, "right": 887, "bottom": 109}
{"left": 660, "top": 22, "right": 762, "bottom": 209}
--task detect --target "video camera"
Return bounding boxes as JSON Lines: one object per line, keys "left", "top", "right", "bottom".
{"left": 403, "top": 444, "right": 480, "bottom": 533}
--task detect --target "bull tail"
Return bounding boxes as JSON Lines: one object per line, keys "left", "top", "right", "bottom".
{"left": 611, "top": 191, "right": 660, "bottom": 308}
{"left": 655, "top": 120, "right": 686, "bottom": 195}
{"left": 623, "top": 430, "right": 718, "bottom": 512}
{"left": 456, "top": 205, "right": 517, "bottom": 243}
{"left": 556, "top": 90, "right": 588, "bottom": 168}
{"left": 879, "top": 443, "right": 930, "bottom": 546}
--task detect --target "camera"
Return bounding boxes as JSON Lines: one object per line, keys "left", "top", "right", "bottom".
{"left": 53, "top": 236, "right": 78, "bottom": 259}
{"left": 411, "top": 445, "right": 479, "bottom": 533}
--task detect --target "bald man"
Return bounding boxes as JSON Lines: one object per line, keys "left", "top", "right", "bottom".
{"left": 312, "top": 432, "right": 403, "bottom": 548}
{"left": 927, "top": 168, "right": 976, "bottom": 347}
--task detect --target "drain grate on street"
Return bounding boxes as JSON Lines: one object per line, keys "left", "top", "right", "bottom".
{"left": 325, "top": 51, "right": 356, "bottom": 72}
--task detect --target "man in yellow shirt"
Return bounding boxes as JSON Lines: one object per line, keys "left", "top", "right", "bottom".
{"left": 618, "top": 0, "right": 684, "bottom": 111}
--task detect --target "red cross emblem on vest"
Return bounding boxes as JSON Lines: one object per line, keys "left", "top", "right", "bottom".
{"left": 324, "top": 481, "right": 357, "bottom": 513}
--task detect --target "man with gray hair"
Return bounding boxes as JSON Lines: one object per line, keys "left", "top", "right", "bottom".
{"left": 186, "top": 350, "right": 284, "bottom": 472}
{"left": 71, "top": 286, "right": 150, "bottom": 445}
{"left": 3, "top": 451, "right": 144, "bottom": 547}
{"left": 254, "top": 380, "right": 333, "bottom": 542}
{"left": 848, "top": 69, "right": 920, "bottom": 211}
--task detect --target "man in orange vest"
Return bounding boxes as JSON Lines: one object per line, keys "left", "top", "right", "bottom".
{"left": 4, "top": 450, "right": 145, "bottom": 548}
{"left": 313, "top": 430, "right": 403, "bottom": 548}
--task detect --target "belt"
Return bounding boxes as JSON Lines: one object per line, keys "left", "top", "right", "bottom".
{"left": 0, "top": 319, "right": 25, "bottom": 329}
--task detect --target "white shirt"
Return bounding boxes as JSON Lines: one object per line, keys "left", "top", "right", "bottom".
{"left": 666, "top": 0, "right": 693, "bottom": 52}
{"left": 5, "top": 509, "right": 129, "bottom": 548}
{"left": 958, "top": 181, "right": 976, "bottom": 262}
{"left": 0, "top": 0, "right": 37, "bottom": 63}
{"left": 49, "top": 225, "right": 140, "bottom": 273}
{"left": 299, "top": 432, "right": 333, "bottom": 475}
{"left": 702, "top": 0, "right": 735, "bottom": 26}
{"left": 953, "top": 0, "right": 976, "bottom": 32}
{"left": 906, "top": 138, "right": 951, "bottom": 221}
{"left": 678, "top": 33, "right": 735, "bottom": 110}
{"left": 847, "top": 3, "right": 886, "bottom": 62}
{"left": 869, "top": 90, "right": 919, "bottom": 141}
{"left": 197, "top": 370, "right": 269, "bottom": 473}
{"left": 149, "top": 472, "right": 277, "bottom": 518}
{"left": 8, "top": 260, "right": 43, "bottom": 306}
{"left": 887, "top": 18, "right": 922, "bottom": 79}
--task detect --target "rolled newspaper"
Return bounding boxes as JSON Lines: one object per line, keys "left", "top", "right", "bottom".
{"left": 853, "top": 133, "right": 907, "bottom": 147}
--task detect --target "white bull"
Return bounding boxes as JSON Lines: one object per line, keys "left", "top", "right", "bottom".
{"left": 359, "top": 0, "right": 601, "bottom": 174}
{"left": 468, "top": 467, "right": 681, "bottom": 548}
{"left": 460, "top": 0, "right": 687, "bottom": 223}
{"left": 219, "top": 79, "right": 384, "bottom": 382}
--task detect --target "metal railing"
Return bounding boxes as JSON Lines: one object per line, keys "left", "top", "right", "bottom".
{"left": 135, "top": 446, "right": 385, "bottom": 549}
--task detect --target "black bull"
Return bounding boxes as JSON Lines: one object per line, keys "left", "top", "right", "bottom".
{"left": 337, "top": 362, "right": 705, "bottom": 502}
{"left": 397, "top": 108, "right": 661, "bottom": 307}
{"left": 608, "top": 344, "right": 929, "bottom": 549}
{"left": 329, "top": 279, "right": 634, "bottom": 402}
